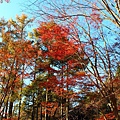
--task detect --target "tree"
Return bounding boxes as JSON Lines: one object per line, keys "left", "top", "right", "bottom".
{"left": 19, "top": 20, "right": 89, "bottom": 120}
{"left": 0, "top": 14, "right": 36, "bottom": 120}
{"left": 0, "top": 0, "right": 119, "bottom": 118}
{"left": 35, "top": 21, "right": 89, "bottom": 120}
{"left": 24, "top": 0, "right": 120, "bottom": 119}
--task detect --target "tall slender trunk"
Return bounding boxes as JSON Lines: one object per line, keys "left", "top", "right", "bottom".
{"left": 66, "top": 64, "right": 69, "bottom": 120}
{"left": 36, "top": 103, "right": 38, "bottom": 120}
{"left": 45, "top": 89, "right": 48, "bottom": 120}
{"left": 31, "top": 60, "right": 37, "bottom": 120}
{"left": 8, "top": 101, "right": 13, "bottom": 118}
{"left": 32, "top": 94, "right": 35, "bottom": 120}
{"left": 18, "top": 70, "right": 24, "bottom": 120}
{"left": 60, "top": 98, "right": 63, "bottom": 120}
{"left": 4, "top": 99, "right": 9, "bottom": 119}
{"left": 66, "top": 98, "right": 69, "bottom": 120}
{"left": 8, "top": 90, "right": 14, "bottom": 118}
{"left": 40, "top": 103, "right": 42, "bottom": 120}
{"left": 18, "top": 93, "right": 22, "bottom": 120}
{"left": 61, "top": 65, "right": 64, "bottom": 120}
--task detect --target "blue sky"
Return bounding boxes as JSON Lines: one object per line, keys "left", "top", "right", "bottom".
{"left": 0, "top": 0, "right": 38, "bottom": 36}
{"left": 0, "top": 0, "right": 25, "bottom": 20}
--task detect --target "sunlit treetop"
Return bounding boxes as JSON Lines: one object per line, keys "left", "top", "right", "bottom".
{"left": 36, "top": 21, "right": 84, "bottom": 61}
{"left": 37, "top": 21, "right": 69, "bottom": 44}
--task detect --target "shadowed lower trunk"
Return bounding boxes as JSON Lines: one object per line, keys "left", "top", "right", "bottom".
{"left": 8, "top": 101, "right": 13, "bottom": 118}
{"left": 110, "top": 94, "right": 120, "bottom": 120}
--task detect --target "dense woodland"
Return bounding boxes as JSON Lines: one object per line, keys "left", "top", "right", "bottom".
{"left": 0, "top": 0, "right": 120, "bottom": 120}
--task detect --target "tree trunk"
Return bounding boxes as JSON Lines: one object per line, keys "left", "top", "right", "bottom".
{"left": 4, "top": 100, "right": 8, "bottom": 119}
{"left": 66, "top": 64, "right": 69, "bottom": 120}
{"left": 8, "top": 101, "right": 13, "bottom": 118}
{"left": 18, "top": 94, "right": 22, "bottom": 120}
{"left": 110, "top": 94, "right": 120, "bottom": 120}
{"left": 32, "top": 95, "right": 35, "bottom": 120}
{"left": 45, "top": 89, "right": 48, "bottom": 120}
{"left": 36, "top": 103, "right": 38, "bottom": 120}
{"left": 40, "top": 103, "right": 42, "bottom": 120}
{"left": 60, "top": 99, "right": 63, "bottom": 120}
{"left": 66, "top": 98, "right": 69, "bottom": 120}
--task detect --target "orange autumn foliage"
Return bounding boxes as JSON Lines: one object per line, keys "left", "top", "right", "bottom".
{"left": 76, "top": 71, "right": 86, "bottom": 76}
{"left": 37, "top": 21, "right": 83, "bottom": 61}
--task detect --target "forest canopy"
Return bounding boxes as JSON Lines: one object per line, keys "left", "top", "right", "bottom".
{"left": 0, "top": 0, "right": 120, "bottom": 120}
